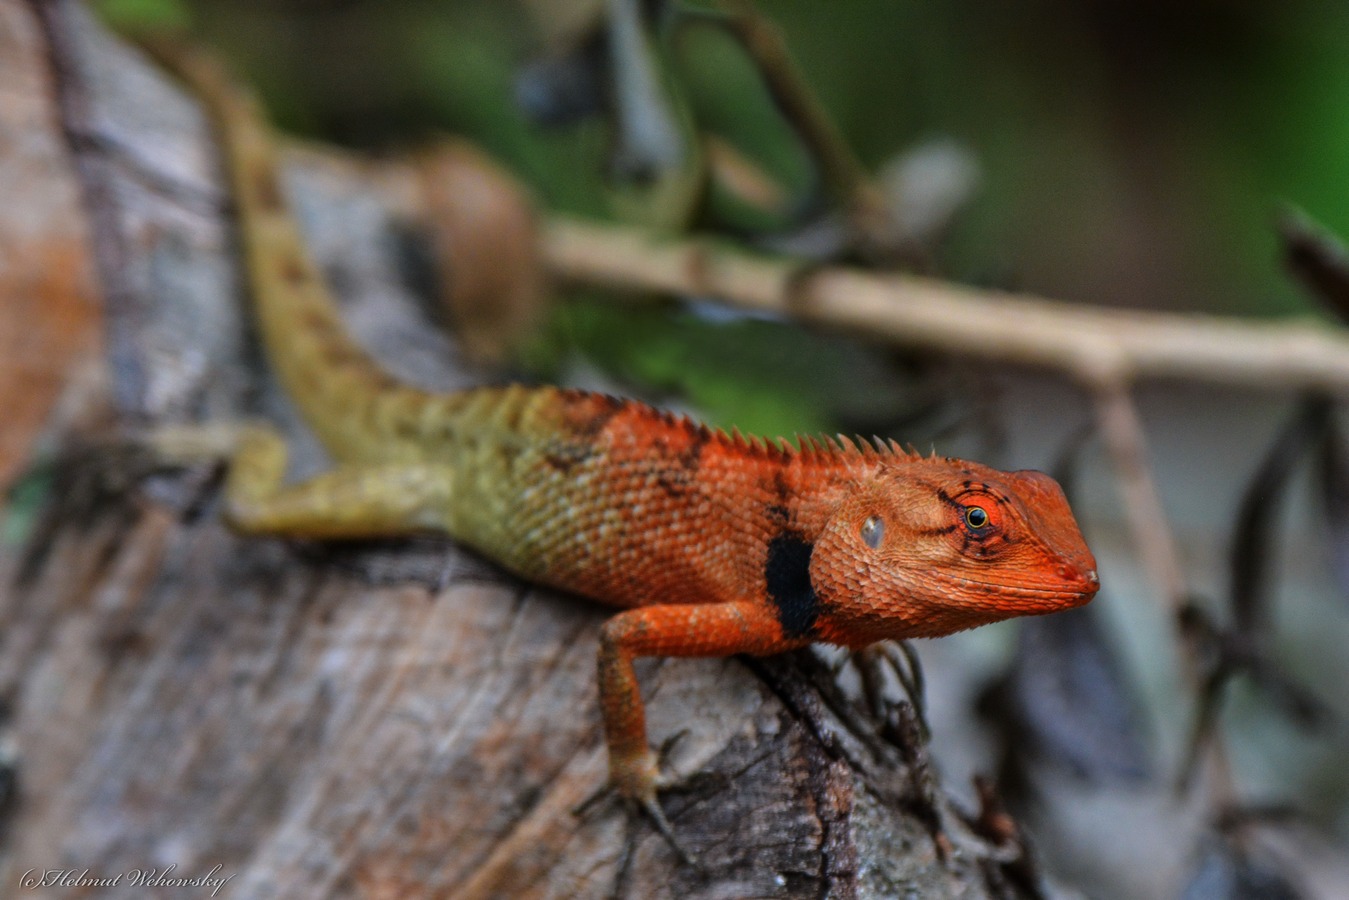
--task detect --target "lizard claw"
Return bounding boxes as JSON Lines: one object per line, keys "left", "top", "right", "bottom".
{"left": 572, "top": 778, "right": 699, "bottom": 867}
{"left": 572, "top": 779, "right": 614, "bottom": 820}
{"left": 656, "top": 728, "right": 690, "bottom": 766}
{"left": 573, "top": 733, "right": 703, "bottom": 866}
{"left": 140, "top": 421, "right": 254, "bottom": 465}
{"left": 633, "top": 794, "right": 694, "bottom": 866}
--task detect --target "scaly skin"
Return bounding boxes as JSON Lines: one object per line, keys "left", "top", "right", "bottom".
{"left": 164, "top": 49, "right": 1100, "bottom": 846}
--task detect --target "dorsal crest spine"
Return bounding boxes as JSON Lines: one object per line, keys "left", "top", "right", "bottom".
{"left": 560, "top": 388, "right": 925, "bottom": 464}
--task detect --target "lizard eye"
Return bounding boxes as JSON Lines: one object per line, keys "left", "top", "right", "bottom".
{"left": 964, "top": 506, "right": 990, "bottom": 530}
{"left": 860, "top": 515, "right": 884, "bottom": 549}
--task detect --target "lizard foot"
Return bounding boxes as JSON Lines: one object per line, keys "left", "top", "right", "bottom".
{"left": 574, "top": 730, "right": 701, "bottom": 867}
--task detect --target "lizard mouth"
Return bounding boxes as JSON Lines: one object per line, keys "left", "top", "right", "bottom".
{"left": 938, "top": 570, "right": 1099, "bottom": 607}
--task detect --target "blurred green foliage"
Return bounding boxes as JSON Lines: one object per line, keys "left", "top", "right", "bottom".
{"left": 1, "top": 465, "right": 50, "bottom": 548}
{"left": 98, "top": 0, "right": 190, "bottom": 30}
{"left": 523, "top": 296, "right": 925, "bottom": 436}
{"left": 100, "top": 0, "right": 1349, "bottom": 433}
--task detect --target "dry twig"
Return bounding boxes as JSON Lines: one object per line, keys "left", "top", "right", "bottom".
{"left": 541, "top": 216, "right": 1349, "bottom": 394}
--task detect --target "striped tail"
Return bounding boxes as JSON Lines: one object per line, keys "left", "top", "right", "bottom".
{"left": 152, "top": 44, "right": 459, "bottom": 461}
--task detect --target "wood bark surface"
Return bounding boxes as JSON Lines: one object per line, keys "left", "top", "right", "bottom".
{"left": 0, "top": 3, "right": 1032, "bottom": 896}
{"left": 0, "top": 0, "right": 99, "bottom": 485}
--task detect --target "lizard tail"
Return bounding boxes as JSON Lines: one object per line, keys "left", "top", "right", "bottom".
{"left": 149, "top": 42, "right": 445, "bottom": 461}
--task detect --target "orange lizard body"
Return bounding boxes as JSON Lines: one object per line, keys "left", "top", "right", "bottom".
{"left": 164, "top": 50, "right": 1099, "bottom": 847}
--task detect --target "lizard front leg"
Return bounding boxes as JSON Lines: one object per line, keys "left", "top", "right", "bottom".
{"left": 596, "top": 600, "right": 809, "bottom": 853}
{"left": 223, "top": 425, "right": 455, "bottom": 538}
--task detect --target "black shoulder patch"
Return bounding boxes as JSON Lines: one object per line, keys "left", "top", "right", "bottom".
{"left": 766, "top": 532, "right": 819, "bottom": 639}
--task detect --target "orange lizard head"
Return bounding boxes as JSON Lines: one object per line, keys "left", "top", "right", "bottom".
{"left": 810, "top": 457, "right": 1098, "bottom": 645}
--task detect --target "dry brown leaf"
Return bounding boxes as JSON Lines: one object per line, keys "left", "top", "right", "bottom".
{"left": 411, "top": 140, "right": 546, "bottom": 367}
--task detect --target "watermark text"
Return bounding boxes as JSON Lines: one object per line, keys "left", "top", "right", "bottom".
{"left": 19, "top": 864, "right": 234, "bottom": 896}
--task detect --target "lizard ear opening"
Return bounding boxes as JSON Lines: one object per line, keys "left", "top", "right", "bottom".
{"left": 860, "top": 515, "right": 885, "bottom": 549}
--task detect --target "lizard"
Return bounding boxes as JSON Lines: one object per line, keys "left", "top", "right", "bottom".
{"left": 157, "top": 47, "right": 1100, "bottom": 855}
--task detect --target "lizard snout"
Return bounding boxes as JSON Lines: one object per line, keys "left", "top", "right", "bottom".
{"left": 1055, "top": 563, "right": 1100, "bottom": 596}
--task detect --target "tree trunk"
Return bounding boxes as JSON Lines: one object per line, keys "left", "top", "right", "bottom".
{"left": 0, "top": 2, "right": 1035, "bottom": 896}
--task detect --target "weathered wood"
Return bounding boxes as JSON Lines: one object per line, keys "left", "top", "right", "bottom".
{"left": 0, "top": 3, "right": 1030, "bottom": 896}
{"left": 0, "top": 0, "right": 100, "bottom": 485}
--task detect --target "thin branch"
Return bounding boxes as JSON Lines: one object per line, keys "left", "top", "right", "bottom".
{"left": 1088, "top": 378, "right": 1234, "bottom": 804}
{"left": 541, "top": 216, "right": 1349, "bottom": 395}
{"left": 705, "top": 1, "right": 874, "bottom": 209}
{"left": 1088, "top": 379, "right": 1186, "bottom": 607}
{"left": 1280, "top": 208, "right": 1349, "bottom": 323}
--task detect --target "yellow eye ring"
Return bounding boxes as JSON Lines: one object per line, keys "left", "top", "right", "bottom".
{"left": 964, "top": 506, "right": 990, "bottom": 530}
